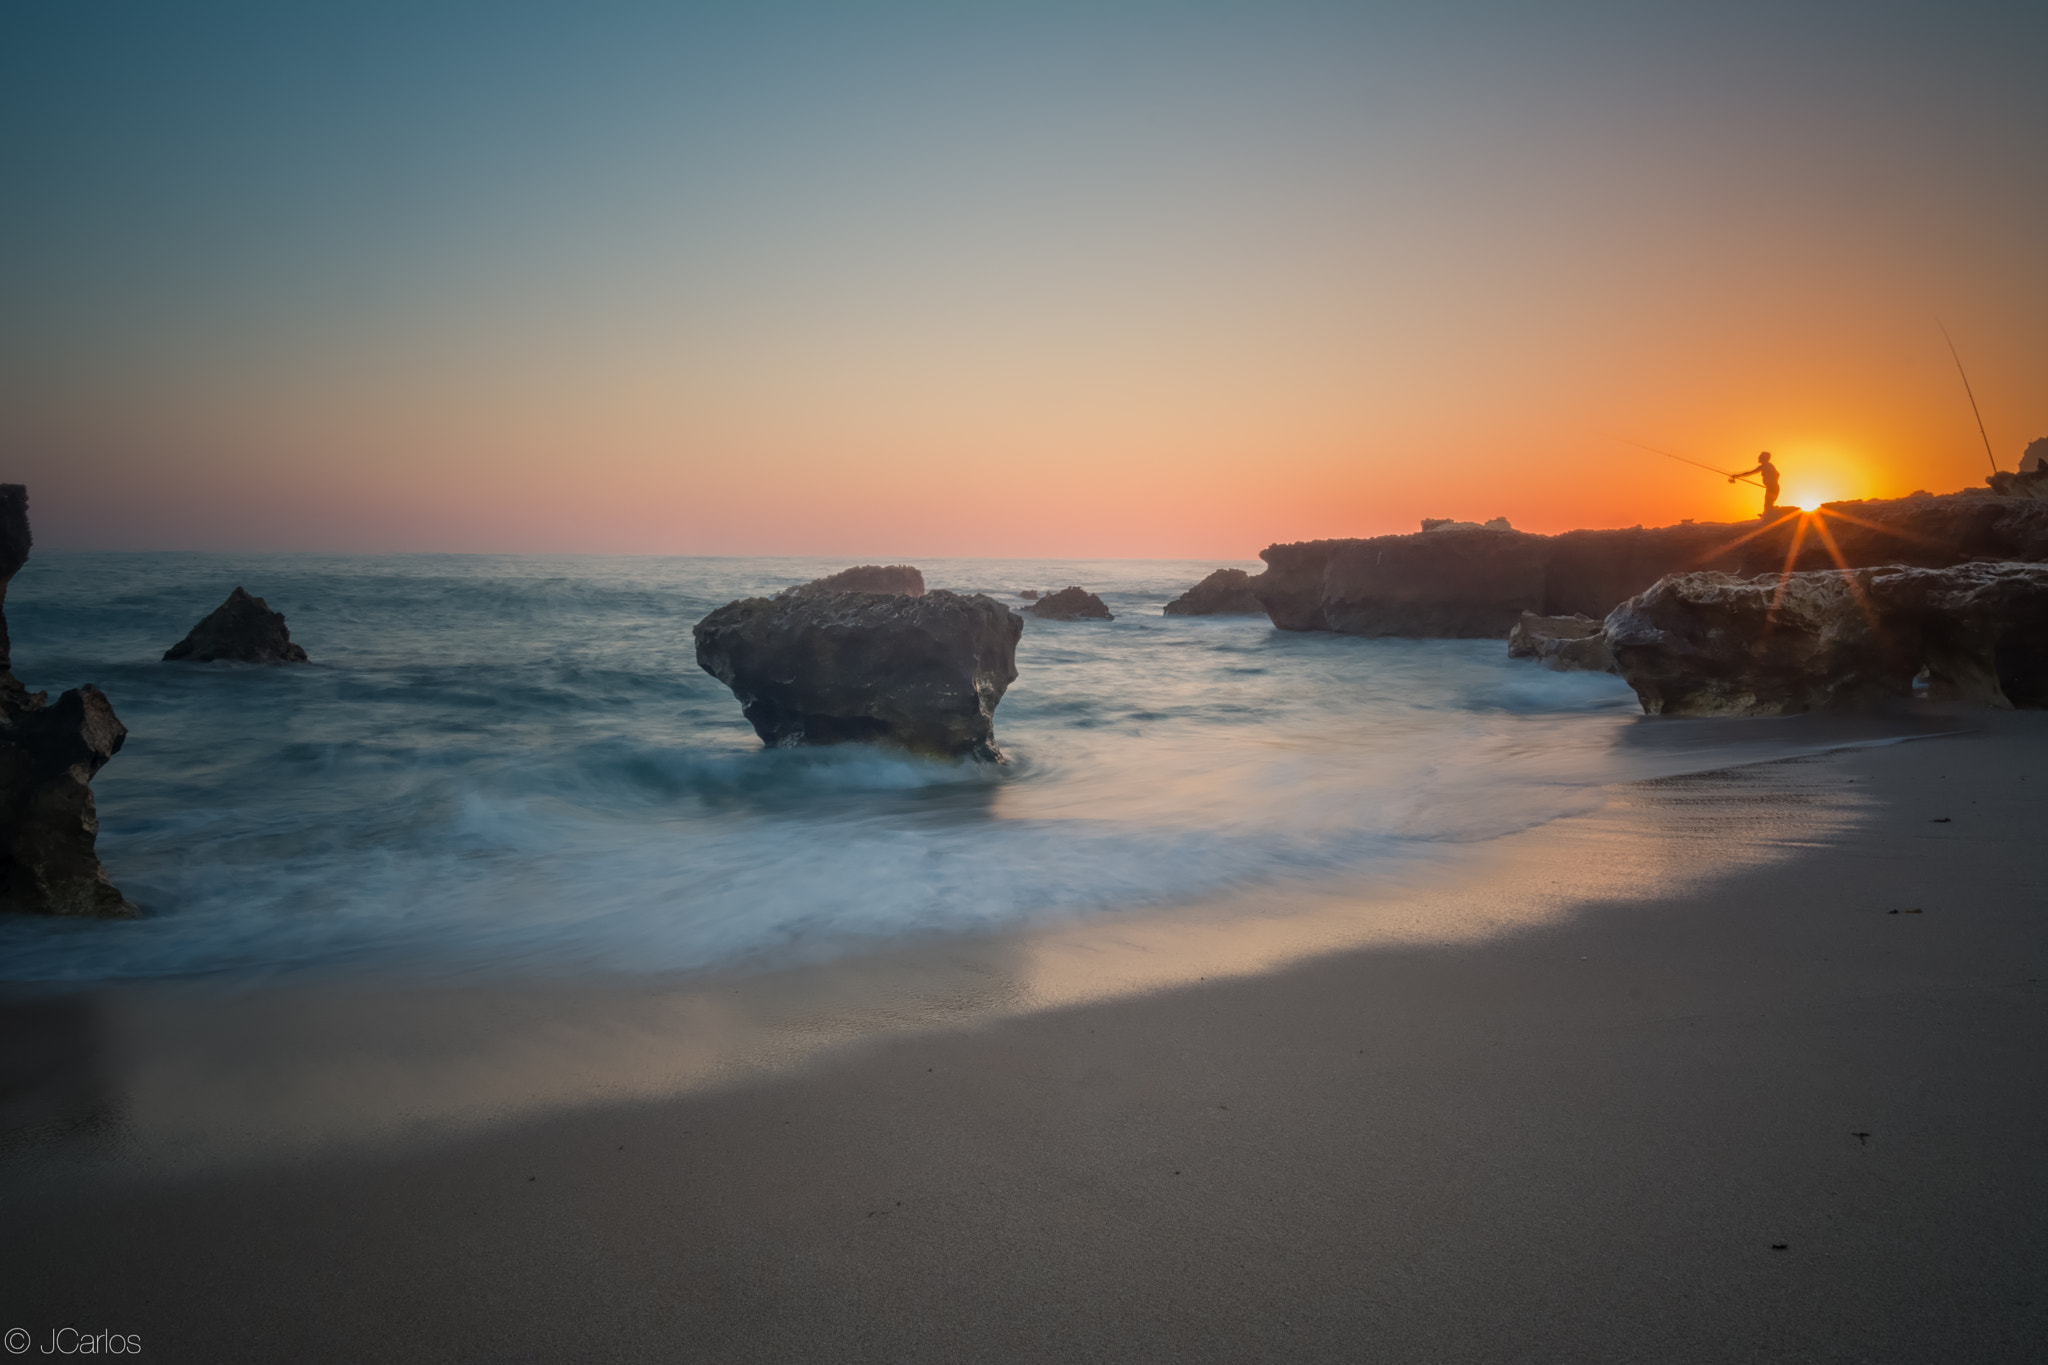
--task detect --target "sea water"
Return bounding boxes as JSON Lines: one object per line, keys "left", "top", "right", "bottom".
{"left": 0, "top": 554, "right": 1925, "bottom": 983}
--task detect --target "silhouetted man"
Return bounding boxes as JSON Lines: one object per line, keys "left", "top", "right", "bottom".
{"left": 1730, "top": 451, "right": 1780, "bottom": 516}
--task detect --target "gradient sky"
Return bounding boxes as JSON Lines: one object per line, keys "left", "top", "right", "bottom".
{"left": 4, "top": 1, "right": 2043, "bottom": 556}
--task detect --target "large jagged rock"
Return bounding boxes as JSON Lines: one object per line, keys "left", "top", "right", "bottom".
{"left": 1604, "top": 571, "right": 1918, "bottom": 716}
{"left": 1163, "top": 569, "right": 1264, "bottom": 616}
{"left": 1, "top": 686, "right": 139, "bottom": 917}
{"left": 1252, "top": 490, "right": 2048, "bottom": 639}
{"left": 1865, "top": 563, "right": 2048, "bottom": 708}
{"left": 164, "top": 587, "right": 308, "bottom": 663}
{"left": 0, "top": 485, "right": 137, "bottom": 917}
{"left": 1027, "top": 587, "right": 1113, "bottom": 621}
{"left": 1507, "top": 612, "right": 1615, "bottom": 674}
{"left": 791, "top": 564, "right": 925, "bottom": 596}
{"left": 694, "top": 589, "right": 1021, "bottom": 761}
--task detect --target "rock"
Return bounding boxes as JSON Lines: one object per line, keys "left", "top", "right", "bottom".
{"left": 1163, "top": 569, "right": 1264, "bottom": 617}
{"left": 694, "top": 589, "right": 1021, "bottom": 761}
{"left": 164, "top": 587, "right": 309, "bottom": 663}
{"left": 1865, "top": 563, "right": 2048, "bottom": 708}
{"left": 1507, "top": 612, "right": 1615, "bottom": 673}
{"left": 1604, "top": 571, "right": 1917, "bottom": 716}
{"left": 1251, "top": 488, "right": 2048, "bottom": 639}
{"left": 0, "top": 486, "right": 137, "bottom": 917}
{"left": 791, "top": 564, "right": 925, "bottom": 596}
{"left": 1027, "top": 587, "right": 1113, "bottom": 621}
{"left": 1986, "top": 466, "right": 2048, "bottom": 500}
{"left": 1319, "top": 528, "right": 1546, "bottom": 637}
{"left": 0, "top": 484, "right": 28, "bottom": 684}
{"left": 1, "top": 685, "right": 139, "bottom": 917}
{"left": 2020, "top": 438, "right": 2047, "bottom": 474}
{"left": 1018, "top": 590, "right": 1042, "bottom": 600}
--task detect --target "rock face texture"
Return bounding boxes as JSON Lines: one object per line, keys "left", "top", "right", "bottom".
{"left": 792, "top": 565, "right": 925, "bottom": 596}
{"left": 695, "top": 589, "right": 1022, "bottom": 761}
{"left": 0, "top": 485, "right": 138, "bottom": 917}
{"left": 164, "top": 587, "right": 309, "bottom": 663}
{"left": 1507, "top": 612, "right": 1615, "bottom": 673}
{"left": 1865, "top": 563, "right": 2048, "bottom": 708}
{"left": 1163, "top": 569, "right": 1264, "bottom": 616}
{"left": 1252, "top": 491, "right": 2048, "bottom": 638}
{"left": 1604, "top": 571, "right": 1917, "bottom": 716}
{"left": 1027, "top": 587, "right": 1113, "bottom": 621}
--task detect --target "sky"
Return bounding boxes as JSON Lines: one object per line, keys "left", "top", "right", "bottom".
{"left": 3, "top": 1, "right": 2043, "bottom": 557}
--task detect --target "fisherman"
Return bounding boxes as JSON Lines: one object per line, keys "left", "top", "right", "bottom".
{"left": 1730, "top": 451, "right": 1780, "bottom": 516}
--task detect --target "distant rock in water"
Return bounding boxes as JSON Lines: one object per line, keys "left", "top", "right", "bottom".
{"left": 1506, "top": 612, "right": 1614, "bottom": 673}
{"left": 1253, "top": 490, "right": 2048, "bottom": 639}
{"left": 164, "top": 587, "right": 309, "bottom": 663}
{"left": 791, "top": 564, "right": 925, "bottom": 596}
{"left": 1865, "top": 563, "right": 2048, "bottom": 708}
{"left": 1027, "top": 587, "right": 1113, "bottom": 621}
{"left": 1163, "top": 569, "right": 1264, "bottom": 617}
{"left": 1018, "top": 590, "right": 1042, "bottom": 600}
{"left": 694, "top": 589, "right": 1021, "bottom": 761}
{"left": 0, "top": 484, "right": 138, "bottom": 918}
{"left": 1605, "top": 572, "right": 1915, "bottom": 716}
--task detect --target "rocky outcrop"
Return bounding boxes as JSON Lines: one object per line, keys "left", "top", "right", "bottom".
{"left": 1604, "top": 571, "right": 1916, "bottom": 716}
{"left": 1507, "top": 612, "right": 1615, "bottom": 674}
{"left": 1018, "top": 590, "right": 1043, "bottom": 600}
{"left": 1163, "top": 569, "right": 1264, "bottom": 616}
{"left": 1253, "top": 489, "right": 2048, "bottom": 638}
{"left": 694, "top": 589, "right": 1021, "bottom": 761}
{"left": 2, "top": 686, "right": 139, "bottom": 917}
{"left": 1986, "top": 466, "right": 2048, "bottom": 500}
{"left": 164, "top": 587, "right": 309, "bottom": 663}
{"left": 1027, "top": 587, "right": 1113, "bottom": 621}
{"left": 0, "top": 484, "right": 27, "bottom": 684}
{"left": 1865, "top": 563, "right": 2048, "bottom": 708}
{"left": 792, "top": 565, "right": 925, "bottom": 596}
{"left": 0, "top": 485, "right": 138, "bottom": 917}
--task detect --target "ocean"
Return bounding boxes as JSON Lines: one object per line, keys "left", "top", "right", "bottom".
{"left": 1, "top": 553, "right": 1929, "bottom": 984}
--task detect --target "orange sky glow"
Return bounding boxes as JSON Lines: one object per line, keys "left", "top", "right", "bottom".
{"left": 4, "top": 5, "right": 2042, "bottom": 558}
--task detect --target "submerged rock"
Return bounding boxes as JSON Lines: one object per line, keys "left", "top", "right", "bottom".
{"left": 694, "top": 589, "right": 1021, "bottom": 761}
{"left": 1507, "top": 612, "right": 1615, "bottom": 674}
{"left": 1866, "top": 562, "right": 2048, "bottom": 708}
{"left": 164, "top": 587, "right": 309, "bottom": 663}
{"left": 0, "top": 485, "right": 138, "bottom": 917}
{"left": 1163, "top": 569, "right": 1264, "bottom": 617}
{"left": 791, "top": 564, "right": 925, "bottom": 596}
{"left": 1604, "top": 571, "right": 1916, "bottom": 716}
{"left": 1027, "top": 587, "right": 1113, "bottom": 621}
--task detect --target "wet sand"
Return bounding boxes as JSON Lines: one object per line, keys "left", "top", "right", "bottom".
{"left": 3, "top": 717, "right": 2044, "bottom": 1362}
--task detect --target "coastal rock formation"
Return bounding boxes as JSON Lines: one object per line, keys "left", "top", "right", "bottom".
{"left": 1604, "top": 571, "right": 1916, "bottom": 716}
{"left": 2, "top": 685, "right": 139, "bottom": 917}
{"left": 1507, "top": 612, "right": 1615, "bottom": 673}
{"left": 164, "top": 587, "right": 309, "bottom": 663}
{"left": 1163, "top": 569, "right": 1264, "bottom": 616}
{"left": 1027, "top": 587, "right": 1113, "bottom": 621}
{"left": 1253, "top": 489, "right": 2048, "bottom": 639}
{"left": 0, "top": 485, "right": 138, "bottom": 917}
{"left": 694, "top": 589, "right": 1021, "bottom": 761}
{"left": 1865, "top": 563, "right": 2048, "bottom": 708}
{"left": 792, "top": 564, "right": 925, "bottom": 596}
{"left": 1018, "top": 590, "right": 1042, "bottom": 600}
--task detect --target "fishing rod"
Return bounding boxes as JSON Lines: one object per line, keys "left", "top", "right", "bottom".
{"left": 1611, "top": 437, "right": 1762, "bottom": 488}
{"left": 1937, "top": 320, "right": 2000, "bottom": 476}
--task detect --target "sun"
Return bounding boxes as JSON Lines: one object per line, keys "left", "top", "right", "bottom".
{"left": 1782, "top": 485, "right": 1843, "bottom": 510}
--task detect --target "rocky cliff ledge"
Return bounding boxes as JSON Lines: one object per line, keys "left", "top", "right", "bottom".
{"left": 695, "top": 589, "right": 1021, "bottom": 761}
{"left": 0, "top": 485, "right": 138, "bottom": 917}
{"left": 1253, "top": 491, "right": 2048, "bottom": 638}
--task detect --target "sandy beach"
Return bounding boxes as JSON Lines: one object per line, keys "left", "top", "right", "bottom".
{"left": 3, "top": 715, "right": 2044, "bottom": 1362}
